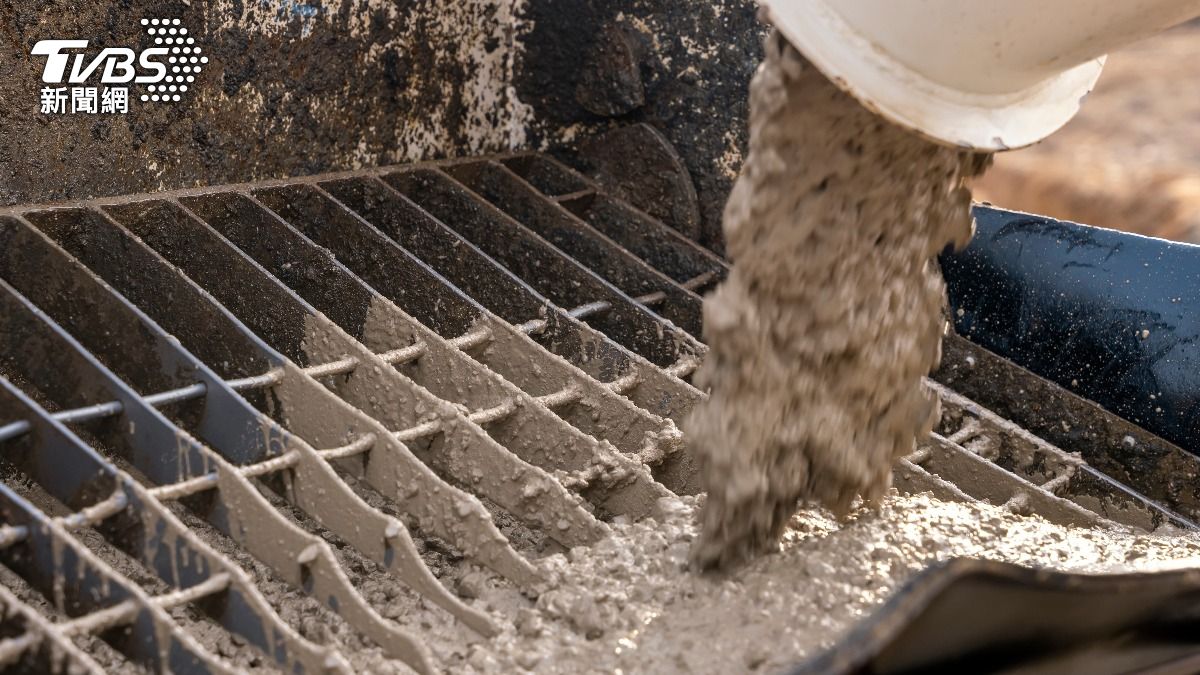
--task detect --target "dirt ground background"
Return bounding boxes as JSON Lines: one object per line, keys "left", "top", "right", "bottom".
{"left": 974, "top": 22, "right": 1200, "bottom": 243}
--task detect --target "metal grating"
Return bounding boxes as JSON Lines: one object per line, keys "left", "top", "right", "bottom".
{"left": 0, "top": 152, "right": 1193, "bottom": 673}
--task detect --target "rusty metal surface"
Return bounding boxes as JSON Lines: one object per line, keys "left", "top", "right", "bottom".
{"left": 0, "top": 1, "right": 529, "bottom": 206}
{"left": 519, "top": 0, "right": 765, "bottom": 252}
{"left": 574, "top": 23, "right": 647, "bottom": 118}
{"left": 0, "top": 0, "right": 764, "bottom": 255}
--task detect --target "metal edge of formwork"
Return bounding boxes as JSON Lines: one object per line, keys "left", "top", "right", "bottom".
{"left": 789, "top": 557, "right": 1200, "bottom": 675}
{"left": 942, "top": 205, "right": 1200, "bottom": 465}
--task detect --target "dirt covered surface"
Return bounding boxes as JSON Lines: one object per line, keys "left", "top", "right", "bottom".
{"left": 683, "top": 29, "right": 990, "bottom": 569}
{"left": 439, "top": 492, "right": 1200, "bottom": 674}
{"left": 9, "top": 473, "right": 1200, "bottom": 674}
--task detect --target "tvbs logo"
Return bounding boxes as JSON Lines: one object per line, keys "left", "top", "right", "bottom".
{"left": 32, "top": 18, "right": 208, "bottom": 114}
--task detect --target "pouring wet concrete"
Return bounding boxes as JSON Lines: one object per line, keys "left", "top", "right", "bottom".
{"left": 686, "top": 30, "right": 991, "bottom": 569}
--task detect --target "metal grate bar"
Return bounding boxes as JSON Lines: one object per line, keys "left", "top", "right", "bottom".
{"left": 103, "top": 197, "right": 607, "bottom": 556}
{"left": 0, "top": 216, "right": 464, "bottom": 673}
{"left": 910, "top": 433, "right": 1106, "bottom": 527}
{"left": 1, "top": 329, "right": 671, "bottom": 492}
{"left": 381, "top": 168, "right": 704, "bottom": 369}
{"left": 58, "top": 573, "right": 232, "bottom": 638}
{"left": 226, "top": 191, "right": 670, "bottom": 501}
{"left": 0, "top": 490, "right": 230, "bottom": 673}
{"left": 0, "top": 392, "right": 232, "bottom": 673}
{"left": 445, "top": 160, "right": 705, "bottom": 338}
{"left": 504, "top": 154, "right": 729, "bottom": 288}
{"left": 499, "top": 154, "right": 593, "bottom": 197}
{"left": 936, "top": 332, "right": 1200, "bottom": 526}
{"left": 27, "top": 205, "right": 542, "bottom": 593}
{"left": 181, "top": 190, "right": 673, "bottom": 519}
{"left": 0, "top": 281, "right": 410, "bottom": 673}
{"left": 2, "top": 293, "right": 685, "bottom": 475}
{"left": 314, "top": 176, "right": 705, "bottom": 424}
{"left": 253, "top": 183, "right": 701, "bottom": 491}
{"left": 931, "top": 378, "right": 1197, "bottom": 531}
{"left": 4, "top": 149, "right": 1193, "bottom": 673}
{"left": 552, "top": 188, "right": 597, "bottom": 203}
{"left": 23, "top": 210, "right": 564, "bottom": 598}
{"left": 92, "top": 200, "right": 540, "bottom": 605}
{"left": 0, "top": 582, "right": 104, "bottom": 674}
